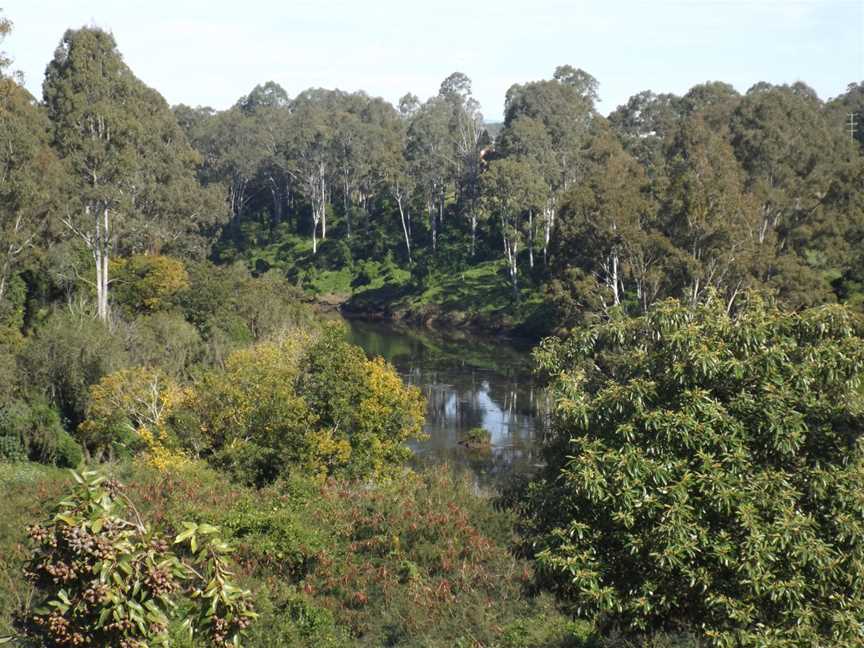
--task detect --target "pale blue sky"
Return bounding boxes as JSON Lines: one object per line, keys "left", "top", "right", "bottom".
{"left": 3, "top": 0, "right": 863, "bottom": 120}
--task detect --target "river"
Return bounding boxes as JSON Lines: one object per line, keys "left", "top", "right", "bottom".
{"left": 342, "top": 318, "right": 549, "bottom": 486}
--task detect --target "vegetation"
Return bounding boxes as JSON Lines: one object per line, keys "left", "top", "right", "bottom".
{"left": 0, "top": 6, "right": 863, "bottom": 647}
{"left": 509, "top": 295, "right": 864, "bottom": 646}
{"left": 20, "top": 470, "right": 256, "bottom": 647}
{"left": 1, "top": 461, "right": 588, "bottom": 648}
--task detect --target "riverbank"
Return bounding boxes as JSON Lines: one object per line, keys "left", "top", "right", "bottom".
{"left": 228, "top": 231, "right": 555, "bottom": 340}
{"left": 326, "top": 262, "right": 553, "bottom": 340}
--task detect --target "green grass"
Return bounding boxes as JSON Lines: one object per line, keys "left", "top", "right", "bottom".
{"left": 350, "top": 258, "right": 551, "bottom": 337}
{"left": 224, "top": 226, "right": 553, "bottom": 337}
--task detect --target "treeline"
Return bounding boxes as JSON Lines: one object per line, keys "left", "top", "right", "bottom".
{"left": 174, "top": 63, "right": 864, "bottom": 329}
{"left": 2, "top": 16, "right": 864, "bottom": 337}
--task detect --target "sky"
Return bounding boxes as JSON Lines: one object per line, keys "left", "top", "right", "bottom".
{"left": 3, "top": 0, "right": 863, "bottom": 121}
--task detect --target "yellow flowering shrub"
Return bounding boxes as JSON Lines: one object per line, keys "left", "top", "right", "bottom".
{"left": 78, "top": 366, "right": 189, "bottom": 468}
{"left": 111, "top": 255, "right": 190, "bottom": 314}
{"left": 189, "top": 326, "right": 426, "bottom": 485}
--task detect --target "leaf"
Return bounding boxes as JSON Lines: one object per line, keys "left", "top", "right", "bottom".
{"left": 174, "top": 528, "right": 196, "bottom": 544}
{"left": 197, "top": 523, "right": 220, "bottom": 535}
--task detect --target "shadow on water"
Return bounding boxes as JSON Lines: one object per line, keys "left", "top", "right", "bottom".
{"left": 342, "top": 318, "right": 550, "bottom": 488}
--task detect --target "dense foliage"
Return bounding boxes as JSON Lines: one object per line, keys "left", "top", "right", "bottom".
{"left": 510, "top": 296, "right": 864, "bottom": 645}
{"left": 183, "top": 326, "right": 425, "bottom": 485}
{"left": 2, "top": 6, "right": 864, "bottom": 646}
{"left": 0, "top": 461, "right": 589, "bottom": 648}
{"left": 20, "top": 470, "right": 255, "bottom": 647}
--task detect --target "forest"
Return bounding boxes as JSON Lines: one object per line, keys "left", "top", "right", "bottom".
{"left": 1, "top": 8, "right": 864, "bottom": 647}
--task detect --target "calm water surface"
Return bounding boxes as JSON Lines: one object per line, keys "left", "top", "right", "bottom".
{"left": 343, "top": 318, "right": 549, "bottom": 486}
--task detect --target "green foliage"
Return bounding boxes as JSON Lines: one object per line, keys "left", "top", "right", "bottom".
{"left": 179, "top": 261, "right": 315, "bottom": 364}
{"left": 0, "top": 398, "right": 82, "bottom": 467}
{"left": 129, "top": 311, "right": 203, "bottom": 378}
{"left": 459, "top": 426, "right": 492, "bottom": 450}
{"left": 187, "top": 326, "right": 425, "bottom": 485}
{"left": 512, "top": 295, "right": 864, "bottom": 645}
{"left": 20, "top": 309, "right": 129, "bottom": 428}
{"left": 17, "top": 470, "right": 256, "bottom": 647}
{"left": 0, "top": 460, "right": 587, "bottom": 647}
{"left": 111, "top": 255, "right": 190, "bottom": 315}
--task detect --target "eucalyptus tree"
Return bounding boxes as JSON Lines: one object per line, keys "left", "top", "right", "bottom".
{"left": 608, "top": 90, "right": 682, "bottom": 187}
{"left": 43, "top": 27, "right": 141, "bottom": 321}
{"left": 497, "top": 116, "right": 556, "bottom": 266}
{"left": 439, "top": 72, "right": 485, "bottom": 255}
{"left": 43, "top": 27, "right": 226, "bottom": 320}
{"left": 663, "top": 114, "right": 760, "bottom": 309}
{"left": 406, "top": 96, "right": 453, "bottom": 252}
{"left": 235, "top": 80, "right": 289, "bottom": 114}
{"left": 501, "top": 66, "right": 599, "bottom": 263}
{"left": 829, "top": 81, "right": 864, "bottom": 151}
{"left": 481, "top": 157, "right": 546, "bottom": 298}
{"left": 283, "top": 89, "right": 336, "bottom": 253}
{"left": 0, "top": 48, "right": 65, "bottom": 313}
{"left": 331, "top": 92, "right": 403, "bottom": 236}
{"left": 552, "top": 125, "right": 656, "bottom": 311}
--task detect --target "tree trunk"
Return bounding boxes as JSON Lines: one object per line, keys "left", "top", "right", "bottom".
{"left": 428, "top": 199, "right": 437, "bottom": 253}
{"left": 320, "top": 170, "right": 327, "bottom": 241}
{"left": 99, "top": 207, "right": 110, "bottom": 321}
{"left": 397, "top": 196, "right": 412, "bottom": 264}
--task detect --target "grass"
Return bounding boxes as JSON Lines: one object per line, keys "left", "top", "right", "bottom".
{"left": 348, "top": 258, "right": 552, "bottom": 337}
{"left": 220, "top": 222, "right": 555, "bottom": 337}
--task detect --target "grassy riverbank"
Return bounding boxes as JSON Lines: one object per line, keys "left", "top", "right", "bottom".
{"left": 223, "top": 230, "right": 553, "bottom": 338}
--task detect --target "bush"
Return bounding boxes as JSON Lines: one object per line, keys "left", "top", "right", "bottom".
{"left": 130, "top": 311, "right": 203, "bottom": 378}
{"left": 78, "top": 366, "right": 189, "bottom": 465}
{"left": 111, "top": 254, "right": 190, "bottom": 315}
{"left": 179, "top": 261, "right": 315, "bottom": 366}
{"left": 188, "top": 326, "right": 425, "bottom": 485}
{"left": 314, "top": 239, "right": 353, "bottom": 272}
{"left": 16, "top": 470, "right": 256, "bottom": 647}
{"left": 0, "top": 399, "right": 82, "bottom": 467}
{"left": 20, "top": 310, "right": 129, "bottom": 428}
{"left": 511, "top": 295, "right": 864, "bottom": 646}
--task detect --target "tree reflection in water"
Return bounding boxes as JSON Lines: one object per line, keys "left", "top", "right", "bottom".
{"left": 343, "top": 318, "right": 550, "bottom": 487}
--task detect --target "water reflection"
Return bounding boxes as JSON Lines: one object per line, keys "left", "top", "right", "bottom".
{"left": 342, "top": 318, "right": 548, "bottom": 486}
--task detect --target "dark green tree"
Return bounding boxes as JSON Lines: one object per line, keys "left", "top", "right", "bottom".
{"left": 513, "top": 296, "right": 864, "bottom": 646}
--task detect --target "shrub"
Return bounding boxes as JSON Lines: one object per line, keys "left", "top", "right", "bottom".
{"left": 16, "top": 470, "right": 256, "bottom": 647}
{"left": 296, "top": 326, "right": 426, "bottom": 479}
{"left": 188, "top": 334, "right": 318, "bottom": 485}
{"left": 130, "top": 312, "right": 203, "bottom": 378}
{"left": 79, "top": 366, "right": 189, "bottom": 467}
{"left": 111, "top": 255, "right": 190, "bottom": 315}
{"left": 190, "top": 326, "right": 425, "bottom": 484}
{"left": 20, "top": 310, "right": 129, "bottom": 428}
{"left": 511, "top": 295, "right": 864, "bottom": 646}
{"left": 0, "top": 398, "right": 82, "bottom": 467}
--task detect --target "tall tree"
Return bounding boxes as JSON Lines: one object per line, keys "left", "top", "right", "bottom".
{"left": 283, "top": 89, "right": 336, "bottom": 254}
{"left": 664, "top": 114, "right": 760, "bottom": 309}
{"left": 439, "top": 72, "right": 484, "bottom": 255}
{"left": 0, "top": 18, "right": 65, "bottom": 312}
{"left": 501, "top": 66, "right": 599, "bottom": 263}
{"left": 406, "top": 96, "right": 453, "bottom": 252}
{"left": 481, "top": 157, "right": 545, "bottom": 298}
{"left": 552, "top": 124, "right": 656, "bottom": 312}
{"left": 730, "top": 83, "right": 854, "bottom": 306}
{"left": 44, "top": 28, "right": 224, "bottom": 320}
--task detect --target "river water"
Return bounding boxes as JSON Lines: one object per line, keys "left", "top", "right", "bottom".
{"left": 342, "top": 318, "right": 549, "bottom": 486}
